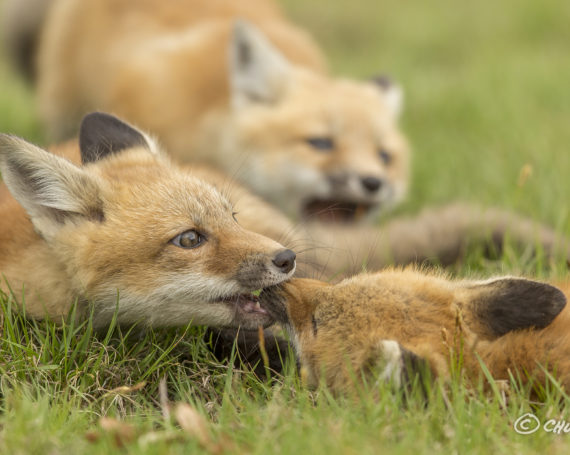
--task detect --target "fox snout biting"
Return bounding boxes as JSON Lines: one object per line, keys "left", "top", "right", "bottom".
{"left": 194, "top": 227, "right": 297, "bottom": 330}
{"left": 0, "top": 112, "right": 296, "bottom": 330}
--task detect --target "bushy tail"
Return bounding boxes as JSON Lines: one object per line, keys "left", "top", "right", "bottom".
{"left": 1, "top": 0, "right": 54, "bottom": 80}
{"left": 299, "top": 203, "right": 570, "bottom": 280}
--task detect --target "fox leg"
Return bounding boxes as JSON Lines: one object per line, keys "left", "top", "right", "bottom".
{"left": 367, "top": 340, "right": 435, "bottom": 391}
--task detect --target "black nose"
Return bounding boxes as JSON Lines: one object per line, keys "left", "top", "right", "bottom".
{"left": 272, "top": 249, "right": 296, "bottom": 274}
{"left": 361, "top": 176, "right": 382, "bottom": 193}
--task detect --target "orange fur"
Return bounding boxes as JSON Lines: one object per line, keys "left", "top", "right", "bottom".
{"left": 261, "top": 270, "right": 570, "bottom": 394}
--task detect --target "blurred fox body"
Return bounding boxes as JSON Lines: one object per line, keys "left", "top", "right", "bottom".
{"left": 23, "top": 0, "right": 409, "bottom": 221}
{"left": 261, "top": 270, "right": 569, "bottom": 394}
{"left": 0, "top": 113, "right": 298, "bottom": 329}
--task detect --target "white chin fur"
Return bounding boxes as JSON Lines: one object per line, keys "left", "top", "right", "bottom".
{"left": 91, "top": 270, "right": 292, "bottom": 328}
{"left": 91, "top": 275, "right": 242, "bottom": 328}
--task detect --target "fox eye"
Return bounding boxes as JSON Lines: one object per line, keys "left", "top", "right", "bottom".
{"left": 306, "top": 137, "right": 334, "bottom": 152}
{"left": 378, "top": 148, "right": 392, "bottom": 165}
{"left": 171, "top": 229, "right": 206, "bottom": 249}
{"left": 232, "top": 211, "right": 239, "bottom": 223}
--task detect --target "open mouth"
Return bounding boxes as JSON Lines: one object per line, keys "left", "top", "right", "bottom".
{"left": 302, "top": 199, "right": 376, "bottom": 222}
{"left": 219, "top": 292, "right": 268, "bottom": 316}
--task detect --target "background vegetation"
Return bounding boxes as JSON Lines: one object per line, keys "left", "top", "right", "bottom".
{"left": 1, "top": 0, "right": 569, "bottom": 453}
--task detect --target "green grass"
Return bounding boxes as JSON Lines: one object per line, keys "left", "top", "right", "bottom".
{"left": 2, "top": 294, "right": 570, "bottom": 455}
{"left": 1, "top": 0, "right": 570, "bottom": 453}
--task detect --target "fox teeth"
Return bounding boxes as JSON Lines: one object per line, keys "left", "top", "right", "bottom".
{"left": 255, "top": 301, "right": 261, "bottom": 309}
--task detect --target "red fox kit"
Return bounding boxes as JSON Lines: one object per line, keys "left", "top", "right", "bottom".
{"left": 0, "top": 112, "right": 297, "bottom": 329}
{"left": 260, "top": 270, "right": 568, "bottom": 393}
{"left": 20, "top": 0, "right": 408, "bottom": 221}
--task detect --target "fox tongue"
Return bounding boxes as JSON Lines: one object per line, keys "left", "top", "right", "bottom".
{"left": 240, "top": 298, "right": 268, "bottom": 315}
{"left": 220, "top": 293, "right": 268, "bottom": 314}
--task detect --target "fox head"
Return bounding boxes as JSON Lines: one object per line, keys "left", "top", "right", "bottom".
{"left": 228, "top": 21, "right": 410, "bottom": 222}
{"left": 260, "top": 270, "right": 566, "bottom": 389}
{"left": 110, "top": 21, "right": 409, "bottom": 222}
{"left": 0, "top": 112, "right": 296, "bottom": 329}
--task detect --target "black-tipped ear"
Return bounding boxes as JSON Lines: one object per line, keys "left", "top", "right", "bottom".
{"left": 461, "top": 278, "right": 566, "bottom": 337}
{"left": 230, "top": 20, "right": 291, "bottom": 107}
{"left": 371, "top": 74, "right": 394, "bottom": 90}
{"left": 370, "top": 74, "right": 404, "bottom": 119}
{"left": 79, "top": 112, "right": 150, "bottom": 164}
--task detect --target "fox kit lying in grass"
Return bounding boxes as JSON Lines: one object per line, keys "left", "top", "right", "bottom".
{"left": 3, "top": 110, "right": 566, "bottom": 337}
{"left": 260, "top": 270, "right": 568, "bottom": 393}
{"left": 14, "top": 0, "right": 408, "bottom": 221}
{"left": 0, "top": 112, "right": 297, "bottom": 329}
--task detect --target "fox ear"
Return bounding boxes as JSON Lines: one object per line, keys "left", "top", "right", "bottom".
{"left": 79, "top": 112, "right": 155, "bottom": 164}
{"left": 371, "top": 75, "right": 404, "bottom": 119}
{"left": 229, "top": 20, "right": 292, "bottom": 108}
{"left": 456, "top": 277, "right": 566, "bottom": 337}
{"left": 0, "top": 134, "right": 103, "bottom": 239}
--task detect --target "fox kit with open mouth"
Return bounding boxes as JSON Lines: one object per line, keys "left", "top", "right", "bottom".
{"left": 20, "top": 0, "right": 409, "bottom": 222}
{"left": 261, "top": 270, "right": 568, "bottom": 394}
{"left": 0, "top": 113, "right": 296, "bottom": 329}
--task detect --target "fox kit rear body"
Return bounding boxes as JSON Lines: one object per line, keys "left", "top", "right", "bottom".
{"left": 0, "top": 113, "right": 297, "bottom": 329}
{"left": 30, "top": 0, "right": 408, "bottom": 221}
{"left": 261, "top": 270, "right": 568, "bottom": 393}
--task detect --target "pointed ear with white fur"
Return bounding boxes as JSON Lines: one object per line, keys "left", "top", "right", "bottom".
{"left": 229, "top": 20, "right": 292, "bottom": 108}
{"left": 0, "top": 134, "right": 103, "bottom": 239}
{"left": 371, "top": 75, "right": 404, "bottom": 119}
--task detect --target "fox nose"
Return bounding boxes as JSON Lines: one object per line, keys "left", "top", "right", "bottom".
{"left": 360, "top": 176, "right": 382, "bottom": 193}
{"left": 272, "top": 249, "right": 296, "bottom": 274}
